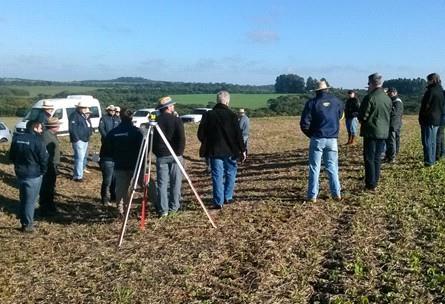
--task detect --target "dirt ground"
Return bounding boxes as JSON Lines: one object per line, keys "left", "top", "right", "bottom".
{"left": 1, "top": 116, "right": 445, "bottom": 303}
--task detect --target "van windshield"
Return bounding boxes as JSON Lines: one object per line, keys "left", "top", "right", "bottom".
{"left": 134, "top": 110, "right": 150, "bottom": 117}
{"left": 24, "top": 108, "right": 42, "bottom": 121}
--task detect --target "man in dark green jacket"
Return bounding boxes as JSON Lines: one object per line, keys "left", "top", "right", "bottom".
{"left": 39, "top": 117, "right": 61, "bottom": 216}
{"left": 358, "top": 73, "right": 392, "bottom": 191}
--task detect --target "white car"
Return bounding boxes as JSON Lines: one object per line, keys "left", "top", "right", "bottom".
{"left": 0, "top": 121, "right": 12, "bottom": 143}
{"left": 180, "top": 108, "right": 212, "bottom": 123}
{"left": 132, "top": 108, "right": 158, "bottom": 128}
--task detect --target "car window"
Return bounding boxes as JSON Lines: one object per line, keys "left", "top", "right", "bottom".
{"left": 53, "top": 108, "right": 63, "bottom": 119}
{"left": 25, "top": 108, "right": 41, "bottom": 120}
{"left": 89, "top": 106, "right": 100, "bottom": 118}
{"left": 66, "top": 107, "right": 76, "bottom": 118}
{"left": 0, "top": 123, "right": 5, "bottom": 130}
{"left": 134, "top": 111, "right": 149, "bottom": 117}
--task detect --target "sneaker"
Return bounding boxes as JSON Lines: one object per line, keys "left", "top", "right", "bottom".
{"left": 21, "top": 226, "right": 35, "bottom": 233}
{"left": 159, "top": 213, "right": 168, "bottom": 218}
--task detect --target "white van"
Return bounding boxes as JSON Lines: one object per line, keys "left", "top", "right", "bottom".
{"left": 15, "top": 95, "right": 102, "bottom": 136}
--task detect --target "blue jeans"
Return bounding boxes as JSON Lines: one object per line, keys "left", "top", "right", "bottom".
{"left": 100, "top": 160, "right": 116, "bottom": 203}
{"left": 363, "top": 138, "right": 386, "bottom": 189}
{"left": 210, "top": 156, "right": 238, "bottom": 206}
{"left": 72, "top": 140, "right": 89, "bottom": 179}
{"left": 307, "top": 138, "right": 341, "bottom": 199}
{"left": 421, "top": 125, "right": 439, "bottom": 166}
{"left": 156, "top": 155, "right": 183, "bottom": 215}
{"left": 18, "top": 175, "right": 43, "bottom": 229}
{"left": 346, "top": 118, "right": 358, "bottom": 136}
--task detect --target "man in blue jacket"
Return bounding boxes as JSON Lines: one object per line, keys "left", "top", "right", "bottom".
{"left": 300, "top": 80, "right": 344, "bottom": 202}
{"left": 68, "top": 101, "right": 92, "bottom": 182}
{"left": 9, "top": 120, "right": 48, "bottom": 232}
{"left": 104, "top": 108, "right": 143, "bottom": 216}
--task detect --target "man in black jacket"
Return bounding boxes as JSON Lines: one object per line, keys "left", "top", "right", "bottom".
{"left": 9, "top": 120, "right": 48, "bottom": 232}
{"left": 39, "top": 117, "right": 61, "bottom": 217}
{"left": 104, "top": 108, "right": 143, "bottom": 216}
{"left": 198, "top": 90, "right": 246, "bottom": 209}
{"left": 385, "top": 88, "right": 404, "bottom": 163}
{"left": 68, "top": 101, "right": 92, "bottom": 181}
{"left": 98, "top": 105, "right": 118, "bottom": 141}
{"left": 153, "top": 96, "right": 185, "bottom": 217}
{"left": 419, "top": 73, "right": 445, "bottom": 166}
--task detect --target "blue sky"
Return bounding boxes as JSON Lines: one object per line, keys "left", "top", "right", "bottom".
{"left": 1, "top": 0, "right": 444, "bottom": 88}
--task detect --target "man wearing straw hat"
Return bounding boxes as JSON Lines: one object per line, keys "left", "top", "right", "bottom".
{"left": 300, "top": 80, "right": 344, "bottom": 202}
{"left": 37, "top": 100, "right": 55, "bottom": 126}
{"left": 153, "top": 96, "right": 185, "bottom": 217}
{"left": 68, "top": 100, "right": 93, "bottom": 182}
{"left": 39, "top": 117, "right": 61, "bottom": 217}
{"left": 99, "top": 105, "right": 118, "bottom": 141}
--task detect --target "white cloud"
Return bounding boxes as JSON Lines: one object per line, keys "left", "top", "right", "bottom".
{"left": 246, "top": 30, "right": 279, "bottom": 44}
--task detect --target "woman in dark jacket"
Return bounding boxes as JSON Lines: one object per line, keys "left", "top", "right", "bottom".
{"left": 419, "top": 73, "right": 445, "bottom": 166}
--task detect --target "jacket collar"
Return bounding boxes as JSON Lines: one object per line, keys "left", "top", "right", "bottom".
{"left": 213, "top": 103, "right": 229, "bottom": 110}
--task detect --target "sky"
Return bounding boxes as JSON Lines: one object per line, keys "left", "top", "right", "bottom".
{"left": 1, "top": 0, "right": 445, "bottom": 88}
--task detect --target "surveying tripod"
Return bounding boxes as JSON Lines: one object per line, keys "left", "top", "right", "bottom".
{"left": 118, "top": 114, "right": 217, "bottom": 247}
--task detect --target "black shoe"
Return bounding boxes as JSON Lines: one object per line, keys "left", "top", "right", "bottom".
{"left": 210, "top": 204, "right": 223, "bottom": 210}
{"left": 225, "top": 199, "right": 235, "bottom": 204}
{"left": 72, "top": 178, "right": 83, "bottom": 182}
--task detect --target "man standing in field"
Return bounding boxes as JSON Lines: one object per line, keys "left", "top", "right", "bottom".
{"left": 104, "top": 108, "right": 143, "bottom": 216}
{"left": 38, "top": 117, "right": 61, "bottom": 217}
{"left": 198, "top": 90, "right": 246, "bottom": 209}
{"left": 36, "top": 100, "right": 54, "bottom": 126}
{"left": 238, "top": 109, "right": 250, "bottom": 155}
{"left": 344, "top": 90, "right": 360, "bottom": 145}
{"left": 358, "top": 73, "right": 392, "bottom": 191}
{"left": 68, "top": 101, "right": 92, "bottom": 182}
{"left": 153, "top": 96, "right": 185, "bottom": 217}
{"left": 300, "top": 80, "right": 343, "bottom": 202}
{"left": 9, "top": 120, "right": 48, "bottom": 232}
{"left": 419, "top": 73, "right": 445, "bottom": 166}
{"left": 384, "top": 87, "right": 404, "bottom": 163}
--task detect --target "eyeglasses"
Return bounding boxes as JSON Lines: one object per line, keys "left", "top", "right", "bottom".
{"left": 115, "top": 111, "right": 120, "bottom": 113}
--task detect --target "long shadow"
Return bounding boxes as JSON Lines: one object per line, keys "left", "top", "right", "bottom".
{"left": 0, "top": 149, "right": 11, "bottom": 165}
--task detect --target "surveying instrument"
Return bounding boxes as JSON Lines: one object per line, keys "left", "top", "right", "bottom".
{"left": 117, "top": 113, "right": 217, "bottom": 247}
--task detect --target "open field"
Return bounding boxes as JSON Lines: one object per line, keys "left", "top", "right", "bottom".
{"left": 1, "top": 115, "right": 445, "bottom": 303}
{"left": 171, "top": 94, "right": 292, "bottom": 109}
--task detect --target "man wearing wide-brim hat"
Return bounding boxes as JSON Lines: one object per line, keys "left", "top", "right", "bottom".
{"left": 152, "top": 96, "right": 186, "bottom": 217}
{"left": 37, "top": 100, "right": 55, "bottom": 126}
{"left": 68, "top": 101, "right": 93, "bottom": 182}
{"left": 39, "top": 117, "right": 62, "bottom": 216}
{"left": 300, "top": 80, "right": 344, "bottom": 203}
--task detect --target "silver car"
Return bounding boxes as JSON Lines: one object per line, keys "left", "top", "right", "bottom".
{"left": 0, "top": 121, "right": 12, "bottom": 143}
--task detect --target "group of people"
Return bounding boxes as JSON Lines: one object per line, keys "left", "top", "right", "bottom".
{"left": 9, "top": 72, "right": 443, "bottom": 232}
{"left": 300, "top": 72, "right": 444, "bottom": 203}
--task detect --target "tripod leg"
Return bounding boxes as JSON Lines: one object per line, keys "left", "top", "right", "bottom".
{"left": 118, "top": 125, "right": 152, "bottom": 247}
{"left": 154, "top": 124, "right": 217, "bottom": 228}
{"left": 140, "top": 127, "right": 154, "bottom": 229}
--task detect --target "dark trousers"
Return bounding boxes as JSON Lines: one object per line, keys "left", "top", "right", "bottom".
{"left": 39, "top": 166, "right": 57, "bottom": 212}
{"left": 100, "top": 160, "right": 116, "bottom": 203}
{"left": 363, "top": 138, "right": 386, "bottom": 189}
{"left": 385, "top": 130, "right": 400, "bottom": 160}
{"left": 436, "top": 126, "right": 445, "bottom": 160}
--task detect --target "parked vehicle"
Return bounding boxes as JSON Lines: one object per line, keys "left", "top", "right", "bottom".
{"left": 15, "top": 95, "right": 102, "bottom": 135}
{"left": 180, "top": 108, "right": 212, "bottom": 123}
{"left": 132, "top": 108, "right": 158, "bottom": 128}
{"left": 0, "top": 121, "right": 12, "bottom": 143}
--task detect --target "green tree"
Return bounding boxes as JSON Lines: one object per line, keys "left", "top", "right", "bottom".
{"left": 274, "top": 74, "right": 305, "bottom": 93}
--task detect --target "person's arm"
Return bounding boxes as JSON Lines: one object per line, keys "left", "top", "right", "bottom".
{"left": 300, "top": 100, "right": 312, "bottom": 138}
{"left": 358, "top": 95, "right": 371, "bottom": 123}
{"left": 197, "top": 112, "right": 208, "bottom": 142}
{"left": 69, "top": 113, "right": 80, "bottom": 142}
{"left": 98, "top": 117, "right": 106, "bottom": 138}
{"left": 176, "top": 119, "right": 186, "bottom": 156}
{"left": 38, "top": 139, "right": 49, "bottom": 176}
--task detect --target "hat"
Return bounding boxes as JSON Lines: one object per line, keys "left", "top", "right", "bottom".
{"left": 157, "top": 96, "right": 176, "bottom": 110}
{"left": 41, "top": 100, "right": 55, "bottom": 109}
{"left": 45, "top": 117, "right": 62, "bottom": 128}
{"left": 85, "top": 109, "right": 92, "bottom": 114}
{"left": 115, "top": 106, "right": 121, "bottom": 112}
{"left": 387, "top": 87, "right": 397, "bottom": 93}
{"left": 314, "top": 80, "right": 330, "bottom": 91}
{"left": 368, "top": 73, "right": 383, "bottom": 85}
{"left": 239, "top": 108, "right": 245, "bottom": 114}
{"left": 76, "top": 100, "right": 90, "bottom": 108}
{"left": 106, "top": 105, "right": 116, "bottom": 111}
